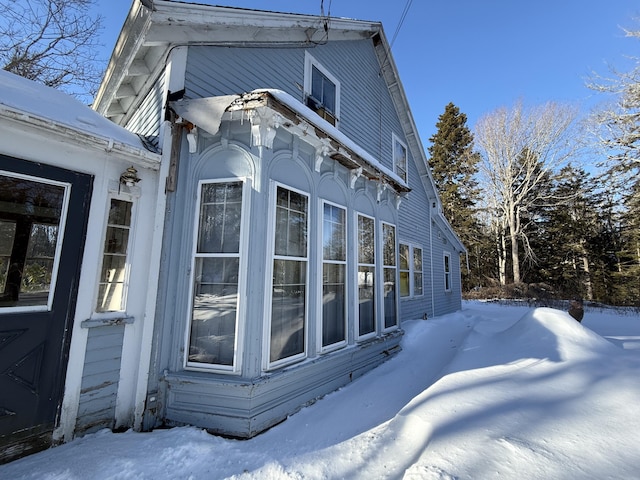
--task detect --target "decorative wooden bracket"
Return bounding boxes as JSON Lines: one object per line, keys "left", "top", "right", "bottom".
{"left": 350, "top": 167, "right": 363, "bottom": 189}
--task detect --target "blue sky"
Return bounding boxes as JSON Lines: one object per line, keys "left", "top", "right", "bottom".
{"left": 95, "top": 0, "right": 639, "bottom": 143}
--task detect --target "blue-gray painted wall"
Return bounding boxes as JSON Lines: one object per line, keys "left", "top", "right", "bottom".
{"left": 144, "top": 36, "right": 462, "bottom": 437}
{"left": 75, "top": 325, "right": 124, "bottom": 434}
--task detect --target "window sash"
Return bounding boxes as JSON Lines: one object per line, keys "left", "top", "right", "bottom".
{"left": 304, "top": 52, "right": 340, "bottom": 126}
{"left": 96, "top": 198, "right": 133, "bottom": 313}
{"left": 187, "top": 180, "right": 244, "bottom": 370}
{"left": 321, "top": 201, "right": 347, "bottom": 349}
{"left": 382, "top": 223, "right": 397, "bottom": 329}
{"left": 357, "top": 214, "right": 375, "bottom": 338}
{"left": 269, "top": 185, "right": 309, "bottom": 366}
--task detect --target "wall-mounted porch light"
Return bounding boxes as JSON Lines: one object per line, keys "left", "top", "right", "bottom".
{"left": 120, "top": 166, "right": 141, "bottom": 187}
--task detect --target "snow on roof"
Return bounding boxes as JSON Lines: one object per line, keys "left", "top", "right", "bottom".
{"left": 0, "top": 69, "right": 151, "bottom": 154}
{"left": 262, "top": 89, "right": 409, "bottom": 190}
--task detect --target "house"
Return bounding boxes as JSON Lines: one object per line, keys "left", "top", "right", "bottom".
{"left": 91, "top": 0, "right": 465, "bottom": 438}
{"left": 0, "top": 69, "right": 162, "bottom": 463}
{"left": 1, "top": 0, "right": 465, "bottom": 461}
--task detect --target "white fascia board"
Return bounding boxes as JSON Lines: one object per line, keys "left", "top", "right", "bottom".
{"left": 151, "top": 0, "right": 380, "bottom": 34}
{"left": 0, "top": 106, "right": 161, "bottom": 170}
{"left": 93, "top": 0, "right": 154, "bottom": 115}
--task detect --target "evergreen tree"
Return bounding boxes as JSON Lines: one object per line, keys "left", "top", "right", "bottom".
{"left": 615, "top": 179, "right": 640, "bottom": 305}
{"left": 540, "top": 165, "right": 600, "bottom": 299}
{"left": 427, "top": 103, "right": 482, "bottom": 290}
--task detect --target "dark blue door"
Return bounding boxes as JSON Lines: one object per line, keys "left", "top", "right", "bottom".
{"left": 0, "top": 155, "right": 92, "bottom": 463}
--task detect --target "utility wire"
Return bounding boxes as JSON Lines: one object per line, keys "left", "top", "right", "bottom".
{"left": 390, "top": 0, "right": 413, "bottom": 47}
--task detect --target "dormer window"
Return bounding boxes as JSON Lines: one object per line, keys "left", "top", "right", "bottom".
{"left": 304, "top": 52, "right": 340, "bottom": 127}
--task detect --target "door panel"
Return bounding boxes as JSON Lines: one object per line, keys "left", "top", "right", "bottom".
{"left": 0, "top": 155, "right": 93, "bottom": 463}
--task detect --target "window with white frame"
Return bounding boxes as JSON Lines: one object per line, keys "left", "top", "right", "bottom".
{"left": 382, "top": 223, "right": 398, "bottom": 329}
{"left": 304, "top": 52, "right": 340, "bottom": 127}
{"left": 0, "top": 172, "right": 69, "bottom": 312}
{"left": 393, "top": 134, "right": 408, "bottom": 184}
{"left": 187, "top": 180, "right": 245, "bottom": 369}
{"left": 399, "top": 243, "right": 423, "bottom": 298}
{"left": 96, "top": 198, "right": 133, "bottom": 312}
{"left": 269, "top": 185, "right": 309, "bottom": 365}
{"left": 357, "top": 213, "right": 375, "bottom": 338}
{"left": 321, "top": 201, "right": 347, "bottom": 350}
{"left": 444, "top": 252, "right": 452, "bottom": 292}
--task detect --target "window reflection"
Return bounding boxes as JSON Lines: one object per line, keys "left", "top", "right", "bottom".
{"left": 0, "top": 173, "right": 66, "bottom": 309}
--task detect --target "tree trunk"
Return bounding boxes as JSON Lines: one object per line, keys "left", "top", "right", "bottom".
{"left": 582, "top": 255, "right": 593, "bottom": 300}
{"left": 497, "top": 230, "right": 507, "bottom": 285}
{"left": 509, "top": 208, "right": 521, "bottom": 284}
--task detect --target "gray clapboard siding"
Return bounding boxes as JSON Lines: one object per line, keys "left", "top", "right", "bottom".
{"left": 125, "top": 70, "right": 166, "bottom": 149}
{"left": 185, "top": 40, "right": 403, "bottom": 173}
{"left": 165, "top": 330, "right": 402, "bottom": 437}
{"left": 76, "top": 325, "right": 125, "bottom": 434}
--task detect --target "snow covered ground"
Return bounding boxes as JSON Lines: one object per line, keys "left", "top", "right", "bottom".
{"left": 2, "top": 300, "right": 639, "bottom": 479}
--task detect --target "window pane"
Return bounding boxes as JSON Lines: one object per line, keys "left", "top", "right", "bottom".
{"left": 189, "top": 257, "right": 239, "bottom": 366}
{"left": 311, "top": 66, "right": 324, "bottom": 101}
{"left": 311, "top": 66, "right": 337, "bottom": 116}
{"left": 399, "top": 244, "right": 409, "bottom": 270}
{"left": 322, "top": 263, "right": 345, "bottom": 347}
{"left": 394, "top": 139, "right": 407, "bottom": 182}
{"left": 414, "top": 248, "right": 423, "bottom": 270}
{"left": 383, "top": 224, "right": 396, "bottom": 266}
{"left": 104, "top": 226, "right": 129, "bottom": 254}
{"left": 384, "top": 267, "right": 397, "bottom": 328}
{"left": 271, "top": 259, "right": 306, "bottom": 362}
{"left": 108, "top": 199, "right": 132, "bottom": 226}
{"left": 198, "top": 182, "right": 242, "bottom": 254}
{"left": 400, "top": 271, "right": 410, "bottom": 297}
{"left": 274, "top": 187, "right": 307, "bottom": 258}
{"left": 0, "top": 174, "right": 65, "bottom": 308}
{"left": 323, "top": 204, "right": 345, "bottom": 261}
{"left": 414, "top": 272, "right": 423, "bottom": 296}
{"left": 358, "top": 266, "right": 375, "bottom": 335}
{"left": 358, "top": 216, "right": 374, "bottom": 264}
{"left": 322, "top": 78, "right": 336, "bottom": 114}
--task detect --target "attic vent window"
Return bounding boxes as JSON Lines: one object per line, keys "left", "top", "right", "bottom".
{"left": 304, "top": 52, "right": 340, "bottom": 127}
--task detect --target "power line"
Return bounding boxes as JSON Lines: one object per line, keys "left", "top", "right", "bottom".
{"left": 390, "top": 0, "right": 413, "bottom": 48}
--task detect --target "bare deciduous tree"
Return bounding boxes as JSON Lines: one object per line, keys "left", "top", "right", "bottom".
{"left": 587, "top": 25, "right": 640, "bottom": 182}
{"left": 0, "top": 0, "right": 103, "bottom": 100}
{"left": 475, "top": 100, "right": 578, "bottom": 284}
